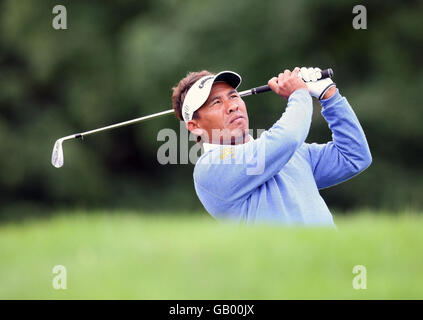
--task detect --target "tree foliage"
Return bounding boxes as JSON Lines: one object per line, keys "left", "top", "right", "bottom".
{"left": 0, "top": 0, "right": 422, "bottom": 216}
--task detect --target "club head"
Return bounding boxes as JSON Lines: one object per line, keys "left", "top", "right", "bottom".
{"left": 51, "top": 139, "right": 64, "bottom": 168}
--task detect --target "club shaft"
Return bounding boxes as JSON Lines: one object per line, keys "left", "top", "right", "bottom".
{"left": 72, "top": 68, "right": 333, "bottom": 139}
{"left": 76, "top": 109, "right": 175, "bottom": 138}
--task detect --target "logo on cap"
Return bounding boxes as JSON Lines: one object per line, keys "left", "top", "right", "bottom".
{"left": 198, "top": 76, "right": 214, "bottom": 89}
{"left": 183, "top": 104, "right": 190, "bottom": 121}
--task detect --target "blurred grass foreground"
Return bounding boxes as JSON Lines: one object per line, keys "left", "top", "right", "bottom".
{"left": 1, "top": 210, "right": 422, "bottom": 299}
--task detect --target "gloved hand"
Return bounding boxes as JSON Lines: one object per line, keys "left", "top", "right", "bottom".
{"left": 299, "top": 67, "right": 336, "bottom": 100}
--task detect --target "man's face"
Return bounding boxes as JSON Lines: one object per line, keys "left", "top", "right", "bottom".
{"left": 187, "top": 82, "right": 249, "bottom": 144}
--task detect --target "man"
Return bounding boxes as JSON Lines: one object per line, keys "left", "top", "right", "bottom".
{"left": 171, "top": 67, "right": 372, "bottom": 225}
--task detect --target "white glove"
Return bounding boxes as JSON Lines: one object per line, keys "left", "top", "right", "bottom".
{"left": 299, "top": 67, "right": 336, "bottom": 100}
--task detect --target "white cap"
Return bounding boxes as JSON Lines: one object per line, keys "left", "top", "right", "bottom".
{"left": 182, "top": 71, "right": 242, "bottom": 123}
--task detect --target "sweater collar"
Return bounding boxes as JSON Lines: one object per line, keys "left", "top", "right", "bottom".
{"left": 202, "top": 134, "right": 254, "bottom": 153}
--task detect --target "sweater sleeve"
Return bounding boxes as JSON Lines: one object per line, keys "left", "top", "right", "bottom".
{"left": 305, "top": 89, "right": 372, "bottom": 189}
{"left": 194, "top": 88, "right": 313, "bottom": 202}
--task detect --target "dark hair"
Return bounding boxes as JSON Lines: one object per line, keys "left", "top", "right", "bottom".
{"left": 172, "top": 70, "right": 214, "bottom": 121}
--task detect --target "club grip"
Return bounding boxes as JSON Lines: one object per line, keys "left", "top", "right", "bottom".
{"left": 247, "top": 68, "right": 334, "bottom": 96}
{"left": 321, "top": 68, "right": 333, "bottom": 79}
{"left": 251, "top": 85, "right": 272, "bottom": 95}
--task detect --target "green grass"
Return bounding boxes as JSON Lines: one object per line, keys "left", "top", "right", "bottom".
{"left": 1, "top": 210, "right": 422, "bottom": 299}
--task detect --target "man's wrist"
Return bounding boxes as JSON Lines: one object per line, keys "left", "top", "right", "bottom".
{"left": 320, "top": 88, "right": 343, "bottom": 109}
{"left": 287, "top": 88, "right": 312, "bottom": 105}
{"left": 290, "top": 87, "right": 309, "bottom": 97}
{"left": 321, "top": 86, "right": 337, "bottom": 100}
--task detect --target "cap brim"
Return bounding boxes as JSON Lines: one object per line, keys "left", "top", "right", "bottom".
{"left": 213, "top": 71, "right": 242, "bottom": 89}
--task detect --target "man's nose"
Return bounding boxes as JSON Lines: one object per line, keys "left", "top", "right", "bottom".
{"left": 226, "top": 101, "right": 239, "bottom": 113}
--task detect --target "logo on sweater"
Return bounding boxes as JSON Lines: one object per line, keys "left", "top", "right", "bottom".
{"left": 220, "top": 147, "right": 236, "bottom": 160}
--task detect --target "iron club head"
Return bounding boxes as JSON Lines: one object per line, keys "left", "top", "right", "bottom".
{"left": 51, "top": 138, "right": 64, "bottom": 168}
{"left": 51, "top": 135, "right": 76, "bottom": 168}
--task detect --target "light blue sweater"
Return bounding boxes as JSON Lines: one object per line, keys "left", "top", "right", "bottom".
{"left": 193, "top": 88, "right": 372, "bottom": 225}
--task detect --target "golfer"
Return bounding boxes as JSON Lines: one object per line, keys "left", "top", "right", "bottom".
{"left": 172, "top": 67, "right": 372, "bottom": 225}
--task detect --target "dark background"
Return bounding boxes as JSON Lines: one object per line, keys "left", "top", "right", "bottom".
{"left": 1, "top": 0, "right": 422, "bottom": 219}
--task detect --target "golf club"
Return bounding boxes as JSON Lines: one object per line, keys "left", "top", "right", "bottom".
{"left": 51, "top": 68, "right": 333, "bottom": 168}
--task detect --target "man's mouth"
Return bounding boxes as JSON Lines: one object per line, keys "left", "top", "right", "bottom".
{"left": 230, "top": 115, "right": 244, "bottom": 124}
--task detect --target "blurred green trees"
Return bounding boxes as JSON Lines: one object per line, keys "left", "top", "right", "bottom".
{"left": 0, "top": 0, "right": 422, "bottom": 217}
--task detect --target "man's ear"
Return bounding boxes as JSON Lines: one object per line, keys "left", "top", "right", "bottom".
{"left": 186, "top": 120, "right": 203, "bottom": 136}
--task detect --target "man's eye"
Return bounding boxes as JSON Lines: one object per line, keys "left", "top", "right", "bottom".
{"left": 212, "top": 100, "right": 220, "bottom": 105}
{"left": 230, "top": 95, "right": 239, "bottom": 99}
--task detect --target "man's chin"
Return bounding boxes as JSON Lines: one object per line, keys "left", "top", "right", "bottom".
{"left": 225, "top": 128, "right": 249, "bottom": 145}
{"left": 230, "top": 136, "right": 246, "bottom": 145}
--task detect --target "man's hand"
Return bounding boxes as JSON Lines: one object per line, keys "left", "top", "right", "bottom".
{"left": 299, "top": 67, "right": 337, "bottom": 100}
{"left": 268, "top": 68, "right": 308, "bottom": 99}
